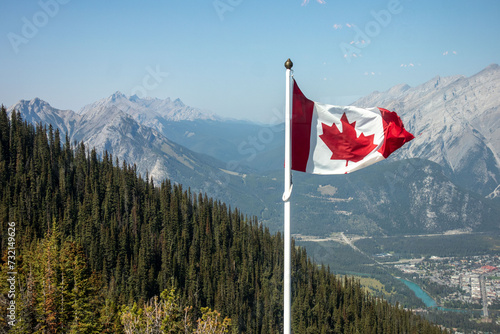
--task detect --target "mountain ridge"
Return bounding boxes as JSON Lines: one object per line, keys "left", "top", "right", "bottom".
{"left": 7, "top": 98, "right": 239, "bottom": 189}
{"left": 353, "top": 63, "right": 500, "bottom": 197}
{"left": 78, "top": 91, "right": 219, "bottom": 122}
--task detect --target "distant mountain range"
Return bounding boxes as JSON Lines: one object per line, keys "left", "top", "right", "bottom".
{"left": 10, "top": 97, "right": 216, "bottom": 181}
{"left": 79, "top": 91, "right": 218, "bottom": 122}
{"left": 6, "top": 64, "right": 500, "bottom": 236}
{"left": 77, "top": 91, "right": 284, "bottom": 172}
{"left": 354, "top": 64, "right": 500, "bottom": 198}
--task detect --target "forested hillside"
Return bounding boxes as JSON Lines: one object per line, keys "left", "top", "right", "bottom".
{"left": 0, "top": 107, "right": 447, "bottom": 333}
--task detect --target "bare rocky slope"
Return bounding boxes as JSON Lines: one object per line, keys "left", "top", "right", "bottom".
{"left": 353, "top": 64, "right": 500, "bottom": 198}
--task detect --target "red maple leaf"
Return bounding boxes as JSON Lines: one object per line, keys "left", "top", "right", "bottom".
{"left": 319, "top": 113, "right": 377, "bottom": 164}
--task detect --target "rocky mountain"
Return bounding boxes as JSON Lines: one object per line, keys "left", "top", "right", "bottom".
{"left": 79, "top": 91, "right": 218, "bottom": 123}
{"left": 8, "top": 96, "right": 224, "bottom": 181}
{"left": 6, "top": 99, "right": 261, "bottom": 215}
{"left": 78, "top": 92, "right": 283, "bottom": 171}
{"left": 11, "top": 98, "right": 81, "bottom": 136}
{"left": 353, "top": 64, "right": 500, "bottom": 198}
{"left": 275, "top": 159, "right": 499, "bottom": 236}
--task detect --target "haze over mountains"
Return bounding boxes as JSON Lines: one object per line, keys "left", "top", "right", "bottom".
{"left": 6, "top": 64, "right": 500, "bottom": 236}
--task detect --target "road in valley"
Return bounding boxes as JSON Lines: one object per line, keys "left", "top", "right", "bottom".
{"left": 480, "top": 275, "right": 489, "bottom": 318}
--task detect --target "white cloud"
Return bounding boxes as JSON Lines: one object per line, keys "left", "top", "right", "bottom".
{"left": 334, "top": 23, "right": 356, "bottom": 30}
{"left": 302, "top": 0, "right": 326, "bottom": 6}
{"left": 400, "top": 62, "right": 420, "bottom": 68}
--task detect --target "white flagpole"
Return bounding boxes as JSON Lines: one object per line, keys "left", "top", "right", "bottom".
{"left": 283, "top": 58, "right": 293, "bottom": 334}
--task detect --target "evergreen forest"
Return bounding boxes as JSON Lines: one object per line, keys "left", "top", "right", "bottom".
{"left": 0, "top": 107, "right": 448, "bottom": 333}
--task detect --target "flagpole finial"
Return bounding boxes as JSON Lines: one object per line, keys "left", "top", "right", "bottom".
{"left": 284, "top": 58, "right": 293, "bottom": 69}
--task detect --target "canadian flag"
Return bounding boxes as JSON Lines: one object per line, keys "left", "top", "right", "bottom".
{"left": 291, "top": 79, "right": 414, "bottom": 174}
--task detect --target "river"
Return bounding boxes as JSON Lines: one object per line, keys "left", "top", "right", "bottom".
{"left": 399, "top": 278, "right": 437, "bottom": 307}
{"left": 398, "top": 278, "right": 472, "bottom": 313}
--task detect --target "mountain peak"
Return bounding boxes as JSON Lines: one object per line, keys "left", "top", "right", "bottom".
{"left": 485, "top": 63, "right": 499, "bottom": 70}
{"left": 354, "top": 64, "right": 500, "bottom": 197}
{"left": 477, "top": 63, "right": 500, "bottom": 76}
{"left": 109, "top": 91, "right": 127, "bottom": 101}
{"left": 8, "top": 98, "right": 79, "bottom": 136}
{"left": 173, "top": 98, "right": 185, "bottom": 107}
{"left": 78, "top": 92, "right": 216, "bottom": 121}
{"left": 12, "top": 97, "right": 53, "bottom": 110}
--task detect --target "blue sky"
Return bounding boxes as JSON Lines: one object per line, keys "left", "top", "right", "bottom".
{"left": 1, "top": 0, "right": 499, "bottom": 123}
